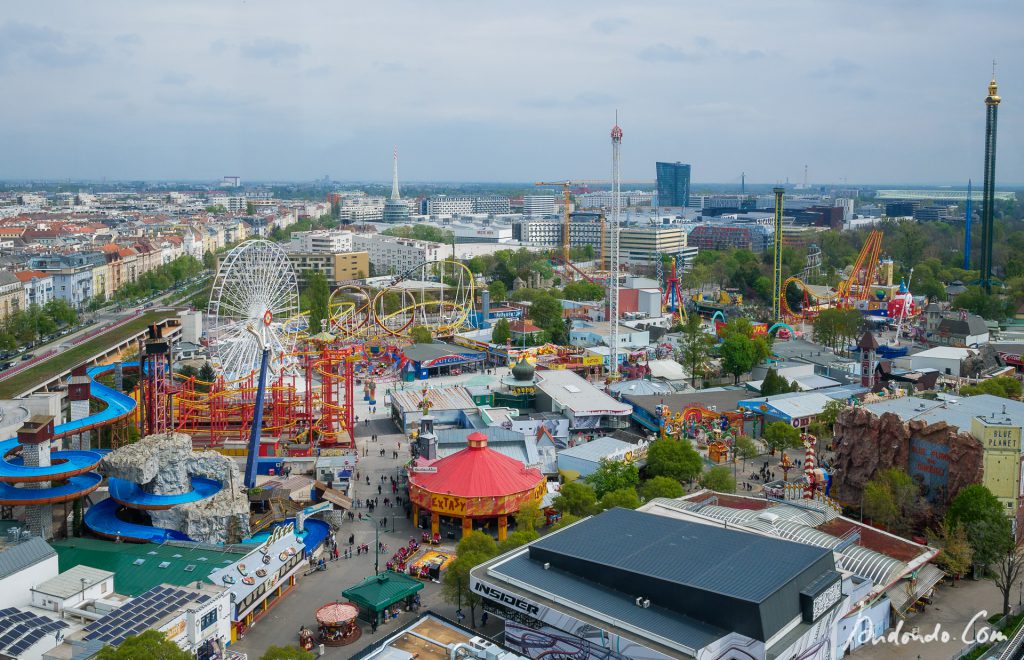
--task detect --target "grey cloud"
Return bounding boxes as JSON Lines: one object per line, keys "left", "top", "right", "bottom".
{"left": 114, "top": 33, "right": 141, "bottom": 46}
{"left": 810, "top": 58, "right": 862, "bottom": 79}
{"left": 159, "top": 72, "right": 193, "bottom": 85}
{"left": 239, "top": 39, "right": 306, "bottom": 63}
{"left": 638, "top": 42, "right": 702, "bottom": 63}
{"left": 591, "top": 17, "right": 630, "bottom": 34}
{"left": 0, "top": 21, "right": 102, "bottom": 68}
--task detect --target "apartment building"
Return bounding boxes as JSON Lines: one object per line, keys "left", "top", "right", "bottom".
{"left": 514, "top": 219, "right": 603, "bottom": 253}
{"left": 29, "top": 252, "right": 103, "bottom": 308}
{"left": 287, "top": 251, "right": 369, "bottom": 286}
{"left": 327, "top": 190, "right": 387, "bottom": 224}
{"left": 423, "top": 196, "right": 475, "bottom": 216}
{"left": 0, "top": 272, "right": 26, "bottom": 321}
{"left": 351, "top": 234, "right": 444, "bottom": 275}
{"left": 207, "top": 195, "right": 246, "bottom": 212}
{"left": 288, "top": 229, "right": 354, "bottom": 253}
{"left": 15, "top": 271, "right": 54, "bottom": 307}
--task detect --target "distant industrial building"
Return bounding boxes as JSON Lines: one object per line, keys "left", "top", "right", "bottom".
{"left": 656, "top": 162, "right": 691, "bottom": 207}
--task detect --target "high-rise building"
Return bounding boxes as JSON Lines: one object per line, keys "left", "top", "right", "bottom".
{"left": 656, "top": 162, "right": 691, "bottom": 207}
{"left": 522, "top": 195, "right": 557, "bottom": 217}
{"left": 383, "top": 150, "right": 411, "bottom": 224}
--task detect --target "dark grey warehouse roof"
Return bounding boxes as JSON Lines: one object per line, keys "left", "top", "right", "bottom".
{"left": 531, "top": 508, "right": 831, "bottom": 604}
{"left": 490, "top": 552, "right": 726, "bottom": 653}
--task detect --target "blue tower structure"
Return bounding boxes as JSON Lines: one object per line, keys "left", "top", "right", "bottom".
{"left": 244, "top": 328, "right": 273, "bottom": 489}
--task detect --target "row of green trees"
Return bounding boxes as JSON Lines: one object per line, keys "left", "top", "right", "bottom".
{"left": 114, "top": 255, "right": 205, "bottom": 302}
{"left": 0, "top": 299, "right": 78, "bottom": 351}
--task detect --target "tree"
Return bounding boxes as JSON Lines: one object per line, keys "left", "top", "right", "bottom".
{"left": 638, "top": 476, "right": 684, "bottom": 501}
{"left": 177, "top": 364, "right": 199, "bottom": 380}
{"left": 409, "top": 325, "right": 433, "bottom": 344}
{"left": 952, "top": 285, "right": 1007, "bottom": 321}
{"left": 303, "top": 271, "right": 330, "bottom": 335}
{"left": 497, "top": 529, "right": 539, "bottom": 554}
{"left": 488, "top": 280, "right": 508, "bottom": 301}
{"left": 442, "top": 550, "right": 491, "bottom": 628}
{"left": 893, "top": 221, "right": 927, "bottom": 269}
{"left": 456, "top": 530, "right": 498, "bottom": 558}
{"left": 552, "top": 481, "right": 599, "bottom": 517}
{"left": 95, "top": 630, "right": 192, "bottom": 659}
{"left": 678, "top": 314, "right": 712, "bottom": 386}
{"left": 260, "top": 646, "right": 315, "bottom": 660}
{"left": 491, "top": 318, "right": 511, "bottom": 345}
{"left": 762, "top": 422, "right": 802, "bottom": 454}
{"left": 584, "top": 458, "right": 639, "bottom": 499}
{"left": 993, "top": 539, "right": 1024, "bottom": 617}
{"left": 514, "top": 501, "right": 545, "bottom": 532}
{"left": 760, "top": 368, "right": 796, "bottom": 396}
{"left": 197, "top": 362, "right": 216, "bottom": 393}
{"left": 931, "top": 523, "right": 973, "bottom": 579}
{"left": 817, "top": 399, "right": 846, "bottom": 433}
{"left": 645, "top": 439, "right": 704, "bottom": 484}
{"left": 600, "top": 487, "right": 641, "bottom": 511}
{"left": 549, "top": 512, "right": 580, "bottom": 531}
{"left": 562, "top": 281, "right": 604, "bottom": 302}
{"left": 203, "top": 251, "right": 217, "bottom": 270}
{"left": 862, "top": 468, "right": 922, "bottom": 532}
{"left": 961, "top": 376, "right": 1023, "bottom": 399}
{"left": 947, "top": 484, "right": 1013, "bottom": 568}
{"left": 701, "top": 466, "right": 737, "bottom": 493}
{"left": 734, "top": 435, "right": 759, "bottom": 465}
{"left": 719, "top": 334, "right": 761, "bottom": 384}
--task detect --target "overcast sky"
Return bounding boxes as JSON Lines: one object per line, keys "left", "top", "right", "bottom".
{"left": 1, "top": 1, "right": 1020, "bottom": 185}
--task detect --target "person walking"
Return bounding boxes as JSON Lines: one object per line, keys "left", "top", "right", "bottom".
{"left": 348, "top": 533, "right": 354, "bottom": 545}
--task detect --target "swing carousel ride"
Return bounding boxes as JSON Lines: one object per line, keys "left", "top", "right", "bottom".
{"left": 145, "top": 239, "right": 475, "bottom": 454}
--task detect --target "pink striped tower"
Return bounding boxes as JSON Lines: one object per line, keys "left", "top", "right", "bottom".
{"left": 802, "top": 434, "right": 816, "bottom": 500}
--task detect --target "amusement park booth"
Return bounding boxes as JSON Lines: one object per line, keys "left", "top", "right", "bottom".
{"left": 737, "top": 391, "right": 836, "bottom": 432}
{"left": 342, "top": 571, "right": 424, "bottom": 628}
{"left": 390, "top": 386, "right": 477, "bottom": 431}
{"left": 408, "top": 431, "right": 545, "bottom": 541}
{"left": 207, "top": 524, "right": 308, "bottom": 643}
{"left": 557, "top": 436, "right": 647, "bottom": 479}
{"left": 401, "top": 342, "right": 485, "bottom": 379}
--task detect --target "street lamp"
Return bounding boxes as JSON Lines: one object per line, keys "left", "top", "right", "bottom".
{"left": 358, "top": 512, "right": 382, "bottom": 576}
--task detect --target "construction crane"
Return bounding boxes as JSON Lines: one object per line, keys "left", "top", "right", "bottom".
{"left": 534, "top": 179, "right": 653, "bottom": 280}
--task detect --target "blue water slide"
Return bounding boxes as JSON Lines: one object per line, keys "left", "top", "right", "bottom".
{"left": 83, "top": 498, "right": 194, "bottom": 543}
{"left": 108, "top": 476, "right": 222, "bottom": 510}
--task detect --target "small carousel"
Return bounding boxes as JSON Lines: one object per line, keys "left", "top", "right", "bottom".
{"left": 313, "top": 601, "right": 361, "bottom": 647}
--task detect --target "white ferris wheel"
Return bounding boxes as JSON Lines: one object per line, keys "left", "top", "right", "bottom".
{"left": 207, "top": 239, "right": 300, "bottom": 383}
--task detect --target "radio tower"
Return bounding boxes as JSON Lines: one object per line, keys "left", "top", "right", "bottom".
{"left": 609, "top": 114, "right": 623, "bottom": 380}
{"left": 964, "top": 179, "right": 973, "bottom": 270}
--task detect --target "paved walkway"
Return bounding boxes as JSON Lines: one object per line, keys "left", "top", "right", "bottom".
{"left": 229, "top": 371, "right": 503, "bottom": 658}
{"left": 850, "top": 578, "right": 1006, "bottom": 660}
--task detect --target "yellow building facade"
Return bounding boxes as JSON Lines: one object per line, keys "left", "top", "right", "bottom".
{"left": 972, "top": 416, "right": 1022, "bottom": 517}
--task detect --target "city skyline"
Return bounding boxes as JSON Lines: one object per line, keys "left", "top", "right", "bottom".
{"left": 0, "top": 1, "right": 1020, "bottom": 184}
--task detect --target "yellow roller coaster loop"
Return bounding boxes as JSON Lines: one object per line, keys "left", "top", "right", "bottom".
{"left": 780, "top": 276, "right": 839, "bottom": 320}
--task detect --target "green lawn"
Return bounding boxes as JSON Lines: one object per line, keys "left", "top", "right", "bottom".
{"left": 0, "top": 310, "right": 178, "bottom": 399}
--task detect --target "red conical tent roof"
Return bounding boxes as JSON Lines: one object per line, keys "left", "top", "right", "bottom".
{"left": 408, "top": 432, "right": 543, "bottom": 498}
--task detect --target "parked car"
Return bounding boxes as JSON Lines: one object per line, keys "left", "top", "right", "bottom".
{"left": 21, "top": 353, "right": 34, "bottom": 361}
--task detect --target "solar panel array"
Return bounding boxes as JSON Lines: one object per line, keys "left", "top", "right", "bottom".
{"left": 0, "top": 607, "right": 69, "bottom": 657}
{"left": 83, "top": 586, "right": 211, "bottom": 646}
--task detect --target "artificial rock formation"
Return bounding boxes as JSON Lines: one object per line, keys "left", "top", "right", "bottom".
{"left": 99, "top": 432, "right": 251, "bottom": 544}
{"left": 832, "top": 406, "right": 983, "bottom": 508}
